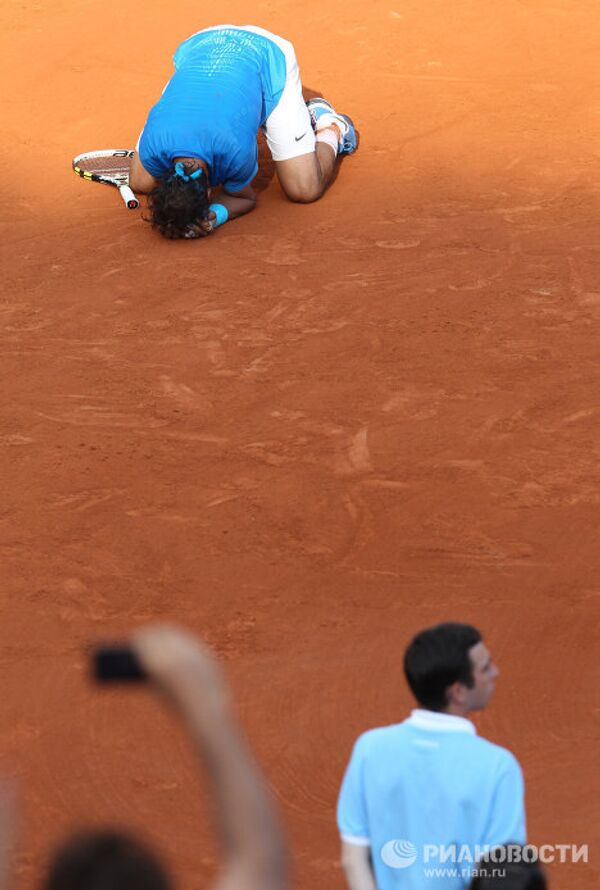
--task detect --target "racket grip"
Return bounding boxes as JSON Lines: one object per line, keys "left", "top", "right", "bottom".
{"left": 119, "top": 184, "right": 139, "bottom": 210}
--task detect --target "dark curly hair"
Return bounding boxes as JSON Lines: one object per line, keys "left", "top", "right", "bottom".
{"left": 146, "top": 161, "right": 210, "bottom": 239}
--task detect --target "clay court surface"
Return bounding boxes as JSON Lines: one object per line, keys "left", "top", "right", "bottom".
{"left": 1, "top": 0, "right": 600, "bottom": 886}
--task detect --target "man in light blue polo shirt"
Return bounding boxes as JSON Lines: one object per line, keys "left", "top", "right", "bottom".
{"left": 337, "top": 623, "right": 526, "bottom": 890}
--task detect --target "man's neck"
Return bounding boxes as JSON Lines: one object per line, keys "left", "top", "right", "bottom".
{"left": 439, "top": 703, "right": 470, "bottom": 718}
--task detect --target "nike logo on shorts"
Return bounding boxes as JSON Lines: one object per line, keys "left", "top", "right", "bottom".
{"left": 295, "top": 131, "right": 308, "bottom": 141}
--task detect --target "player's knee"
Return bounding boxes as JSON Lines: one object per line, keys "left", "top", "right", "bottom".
{"left": 282, "top": 180, "right": 324, "bottom": 204}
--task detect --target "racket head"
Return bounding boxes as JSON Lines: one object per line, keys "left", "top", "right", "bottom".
{"left": 72, "top": 149, "right": 135, "bottom": 187}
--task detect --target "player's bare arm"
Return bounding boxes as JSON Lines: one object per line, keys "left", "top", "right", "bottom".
{"left": 221, "top": 184, "right": 257, "bottom": 217}
{"left": 128, "top": 151, "right": 159, "bottom": 194}
{"left": 186, "top": 185, "right": 256, "bottom": 237}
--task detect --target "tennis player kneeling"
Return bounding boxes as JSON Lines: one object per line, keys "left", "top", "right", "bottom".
{"left": 129, "top": 25, "right": 357, "bottom": 239}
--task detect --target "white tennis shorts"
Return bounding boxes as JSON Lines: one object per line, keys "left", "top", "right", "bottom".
{"left": 221, "top": 25, "right": 316, "bottom": 162}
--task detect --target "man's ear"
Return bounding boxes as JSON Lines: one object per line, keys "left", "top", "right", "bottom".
{"left": 446, "top": 681, "right": 466, "bottom": 708}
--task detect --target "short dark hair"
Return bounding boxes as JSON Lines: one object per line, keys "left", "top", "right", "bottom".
{"left": 147, "top": 162, "right": 210, "bottom": 238}
{"left": 470, "top": 847, "right": 547, "bottom": 889}
{"left": 403, "top": 622, "right": 482, "bottom": 711}
{"left": 42, "top": 830, "right": 171, "bottom": 890}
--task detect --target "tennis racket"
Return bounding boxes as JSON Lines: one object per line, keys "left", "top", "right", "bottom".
{"left": 72, "top": 149, "right": 139, "bottom": 209}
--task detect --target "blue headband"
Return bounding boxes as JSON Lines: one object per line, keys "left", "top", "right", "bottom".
{"left": 174, "top": 161, "right": 203, "bottom": 182}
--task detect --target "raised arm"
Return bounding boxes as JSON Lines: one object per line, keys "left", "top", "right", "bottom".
{"left": 131, "top": 625, "right": 288, "bottom": 890}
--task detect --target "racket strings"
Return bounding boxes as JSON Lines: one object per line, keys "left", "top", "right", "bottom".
{"left": 72, "top": 149, "right": 139, "bottom": 209}
{"left": 75, "top": 156, "right": 130, "bottom": 180}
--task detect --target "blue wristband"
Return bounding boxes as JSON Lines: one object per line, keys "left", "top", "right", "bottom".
{"left": 209, "top": 203, "right": 229, "bottom": 228}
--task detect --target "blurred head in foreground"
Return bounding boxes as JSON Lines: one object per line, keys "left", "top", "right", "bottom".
{"left": 42, "top": 830, "right": 171, "bottom": 890}
{"left": 470, "top": 847, "right": 547, "bottom": 889}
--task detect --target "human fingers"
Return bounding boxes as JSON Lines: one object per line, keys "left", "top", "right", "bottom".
{"left": 130, "top": 624, "right": 222, "bottom": 690}
{"left": 183, "top": 224, "right": 210, "bottom": 239}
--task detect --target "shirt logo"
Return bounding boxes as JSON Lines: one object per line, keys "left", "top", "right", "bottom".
{"left": 294, "top": 131, "right": 308, "bottom": 141}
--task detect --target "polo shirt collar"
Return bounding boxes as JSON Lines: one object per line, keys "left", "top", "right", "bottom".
{"left": 406, "top": 709, "right": 477, "bottom": 735}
